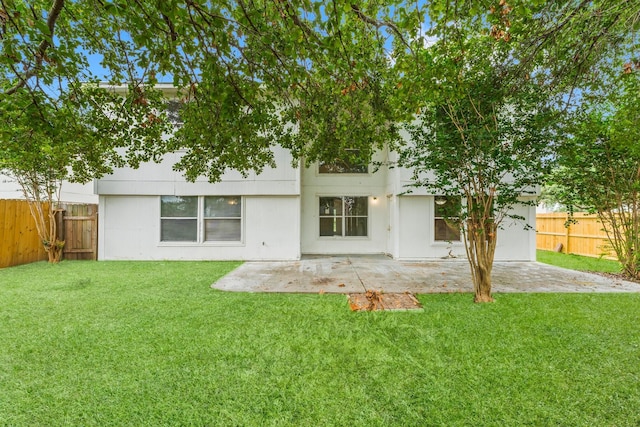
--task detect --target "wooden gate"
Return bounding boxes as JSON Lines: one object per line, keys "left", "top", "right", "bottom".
{"left": 58, "top": 203, "right": 98, "bottom": 260}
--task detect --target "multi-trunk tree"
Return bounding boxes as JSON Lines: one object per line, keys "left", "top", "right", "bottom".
{"left": 396, "top": 33, "right": 555, "bottom": 303}
{"left": 549, "top": 68, "right": 640, "bottom": 279}
{"left": 0, "top": 84, "right": 170, "bottom": 262}
{"left": 391, "top": 0, "right": 638, "bottom": 301}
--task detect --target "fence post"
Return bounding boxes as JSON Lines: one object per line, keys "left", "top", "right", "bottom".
{"left": 565, "top": 212, "right": 571, "bottom": 254}
{"left": 55, "top": 209, "right": 65, "bottom": 260}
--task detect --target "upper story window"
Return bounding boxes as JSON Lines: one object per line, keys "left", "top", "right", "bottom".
{"left": 319, "top": 159, "right": 368, "bottom": 174}
{"left": 166, "top": 100, "right": 183, "bottom": 127}
{"left": 434, "top": 196, "right": 461, "bottom": 242}
{"left": 318, "top": 150, "right": 368, "bottom": 174}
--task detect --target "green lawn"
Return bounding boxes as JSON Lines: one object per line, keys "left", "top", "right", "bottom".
{"left": 537, "top": 250, "right": 622, "bottom": 274}
{"left": 1, "top": 261, "right": 639, "bottom": 426}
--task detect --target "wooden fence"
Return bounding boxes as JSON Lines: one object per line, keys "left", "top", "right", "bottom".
{"left": 536, "top": 212, "right": 615, "bottom": 259}
{"left": 0, "top": 200, "right": 98, "bottom": 268}
{"left": 0, "top": 199, "right": 49, "bottom": 268}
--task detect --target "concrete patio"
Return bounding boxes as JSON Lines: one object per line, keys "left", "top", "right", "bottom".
{"left": 212, "top": 254, "right": 640, "bottom": 294}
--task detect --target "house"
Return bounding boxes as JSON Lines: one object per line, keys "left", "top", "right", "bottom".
{"left": 96, "top": 143, "right": 537, "bottom": 261}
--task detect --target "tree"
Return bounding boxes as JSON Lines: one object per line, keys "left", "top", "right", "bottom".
{"left": 0, "top": 83, "right": 171, "bottom": 262}
{"left": 387, "top": 0, "right": 639, "bottom": 302}
{"left": 0, "top": 0, "right": 400, "bottom": 261}
{"left": 397, "top": 36, "right": 554, "bottom": 303}
{"left": 82, "top": 0, "right": 403, "bottom": 181}
{"left": 1, "top": 0, "right": 179, "bottom": 262}
{"left": 549, "top": 69, "right": 640, "bottom": 279}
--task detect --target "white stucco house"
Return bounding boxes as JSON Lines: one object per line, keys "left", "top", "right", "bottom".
{"left": 96, "top": 144, "right": 537, "bottom": 261}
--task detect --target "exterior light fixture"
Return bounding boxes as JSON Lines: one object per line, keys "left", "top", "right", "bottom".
{"left": 435, "top": 197, "right": 447, "bottom": 206}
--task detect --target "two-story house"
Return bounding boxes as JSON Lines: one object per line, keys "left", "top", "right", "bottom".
{"left": 96, "top": 143, "right": 536, "bottom": 261}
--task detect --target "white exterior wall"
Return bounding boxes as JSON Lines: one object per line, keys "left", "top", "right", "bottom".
{"left": 97, "top": 145, "right": 301, "bottom": 261}
{"left": 0, "top": 173, "right": 98, "bottom": 203}
{"left": 395, "top": 195, "right": 536, "bottom": 261}
{"left": 97, "top": 140, "right": 537, "bottom": 262}
{"left": 98, "top": 195, "right": 300, "bottom": 261}
{"left": 494, "top": 201, "right": 537, "bottom": 261}
{"left": 300, "top": 151, "right": 389, "bottom": 255}
{"left": 96, "top": 148, "right": 299, "bottom": 196}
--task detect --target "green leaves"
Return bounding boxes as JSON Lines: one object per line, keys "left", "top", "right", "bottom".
{"left": 546, "top": 65, "right": 640, "bottom": 278}
{"left": 551, "top": 68, "right": 640, "bottom": 211}
{"left": 1, "top": 0, "right": 637, "bottom": 187}
{"left": 0, "top": 0, "right": 402, "bottom": 185}
{"left": 393, "top": 2, "right": 568, "bottom": 298}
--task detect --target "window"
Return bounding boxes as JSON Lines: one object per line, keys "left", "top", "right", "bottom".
{"left": 204, "top": 196, "right": 241, "bottom": 241}
{"left": 161, "top": 196, "right": 198, "bottom": 242}
{"left": 160, "top": 196, "right": 242, "bottom": 243}
{"left": 166, "top": 100, "right": 183, "bottom": 127}
{"left": 434, "top": 196, "right": 461, "bottom": 241}
{"left": 319, "top": 196, "right": 368, "bottom": 237}
{"left": 318, "top": 150, "right": 367, "bottom": 173}
{"left": 319, "top": 159, "right": 367, "bottom": 174}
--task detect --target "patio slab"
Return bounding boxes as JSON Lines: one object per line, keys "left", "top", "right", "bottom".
{"left": 212, "top": 254, "right": 640, "bottom": 294}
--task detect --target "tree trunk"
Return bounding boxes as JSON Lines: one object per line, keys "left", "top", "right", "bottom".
{"left": 464, "top": 216, "right": 497, "bottom": 303}
{"left": 471, "top": 247, "right": 493, "bottom": 302}
{"left": 473, "top": 261, "right": 494, "bottom": 303}
{"left": 42, "top": 203, "right": 65, "bottom": 263}
{"left": 45, "top": 239, "right": 65, "bottom": 263}
{"left": 16, "top": 177, "right": 66, "bottom": 263}
{"left": 599, "top": 208, "right": 640, "bottom": 280}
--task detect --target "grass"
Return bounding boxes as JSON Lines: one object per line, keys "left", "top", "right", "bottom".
{"left": 1, "top": 261, "right": 640, "bottom": 426}
{"left": 537, "top": 250, "right": 623, "bottom": 274}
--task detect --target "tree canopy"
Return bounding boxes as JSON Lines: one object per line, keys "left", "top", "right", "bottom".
{"left": 548, "top": 69, "right": 640, "bottom": 278}
{"left": 1, "top": 0, "right": 404, "bottom": 261}
{"left": 2, "top": 1, "right": 638, "bottom": 183}
{"left": 2, "top": 0, "right": 408, "bottom": 183}
{"left": 388, "top": 0, "right": 639, "bottom": 300}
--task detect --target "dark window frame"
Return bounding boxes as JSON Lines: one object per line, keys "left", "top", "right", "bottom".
{"left": 319, "top": 196, "right": 368, "bottom": 237}
{"left": 318, "top": 149, "right": 368, "bottom": 174}
{"left": 434, "top": 196, "right": 462, "bottom": 242}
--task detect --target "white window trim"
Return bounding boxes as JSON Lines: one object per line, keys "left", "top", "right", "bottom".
{"left": 159, "top": 196, "right": 245, "bottom": 246}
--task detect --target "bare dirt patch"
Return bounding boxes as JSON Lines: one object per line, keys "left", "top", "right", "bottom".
{"left": 348, "top": 290, "right": 423, "bottom": 311}
{"left": 593, "top": 271, "right": 640, "bottom": 284}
